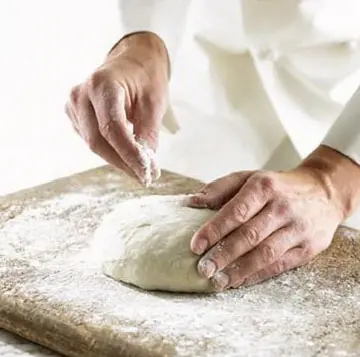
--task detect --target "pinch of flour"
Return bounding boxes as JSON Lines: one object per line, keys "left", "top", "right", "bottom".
{"left": 135, "top": 139, "right": 160, "bottom": 187}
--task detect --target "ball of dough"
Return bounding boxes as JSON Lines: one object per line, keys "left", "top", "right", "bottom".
{"left": 91, "top": 195, "right": 216, "bottom": 293}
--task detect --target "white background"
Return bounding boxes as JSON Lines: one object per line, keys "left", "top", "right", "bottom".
{"left": 0, "top": 0, "right": 122, "bottom": 196}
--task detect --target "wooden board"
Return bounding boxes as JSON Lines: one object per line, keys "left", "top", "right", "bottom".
{"left": 1, "top": 166, "right": 360, "bottom": 357}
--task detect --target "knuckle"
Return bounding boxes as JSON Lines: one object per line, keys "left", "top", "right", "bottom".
{"left": 295, "top": 218, "right": 308, "bottom": 234}
{"left": 261, "top": 244, "right": 276, "bottom": 264}
{"left": 200, "top": 183, "right": 211, "bottom": 195}
{"left": 242, "top": 225, "right": 260, "bottom": 248}
{"left": 98, "top": 119, "right": 113, "bottom": 138}
{"left": 204, "top": 222, "right": 221, "bottom": 244}
{"left": 70, "top": 86, "right": 80, "bottom": 105}
{"left": 206, "top": 200, "right": 221, "bottom": 210}
{"left": 276, "top": 200, "right": 291, "bottom": 217}
{"left": 272, "top": 260, "right": 286, "bottom": 276}
{"left": 232, "top": 203, "right": 248, "bottom": 221}
{"left": 64, "top": 102, "right": 72, "bottom": 118}
{"left": 87, "top": 133, "right": 102, "bottom": 152}
{"left": 88, "top": 70, "right": 109, "bottom": 93}
{"left": 259, "top": 174, "right": 276, "bottom": 195}
{"left": 143, "top": 91, "right": 162, "bottom": 109}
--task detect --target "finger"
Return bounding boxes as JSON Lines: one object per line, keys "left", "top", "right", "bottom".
{"left": 130, "top": 90, "right": 165, "bottom": 182}
{"left": 240, "top": 247, "right": 310, "bottom": 287}
{"left": 76, "top": 95, "right": 138, "bottom": 180}
{"left": 132, "top": 95, "right": 164, "bottom": 151}
{"left": 134, "top": 138, "right": 160, "bottom": 185}
{"left": 88, "top": 79, "right": 148, "bottom": 182}
{"left": 197, "top": 202, "right": 288, "bottom": 278}
{"left": 188, "top": 171, "right": 252, "bottom": 209}
{"left": 211, "top": 226, "right": 297, "bottom": 291}
{"left": 68, "top": 85, "right": 81, "bottom": 124}
{"left": 65, "top": 102, "right": 80, "bottom": 134}
{"left": 133, "top": 122, "right": 162, "bottom": 183}
{"left": 134, "top": 123, "right": 160, "bottom": 151}
{"left": 151, "top": 159, "right": 161, "bottom": 180}
{"left": 191, "top": 177, "right": 269, "bottom": 255}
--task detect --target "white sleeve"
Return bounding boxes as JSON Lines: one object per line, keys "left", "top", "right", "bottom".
{"left": 322, "top": 86, "right": 360, "bottom": 165}
{"left": 117, "top": 0, "right": 192, "bottom": 134}
{"left": 117, "top": 0, "right": 192, "bottom": 69}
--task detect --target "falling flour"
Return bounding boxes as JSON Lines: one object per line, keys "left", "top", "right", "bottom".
{"left": 135, "top": 139, "right": 160, "bottom": 187}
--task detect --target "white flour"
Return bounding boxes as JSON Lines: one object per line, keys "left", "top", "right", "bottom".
{"left": 1, "top": 169, "right": 360, "bottom": 357}
{"left": 136, "top": 139, "right": 159, "bottom": 187}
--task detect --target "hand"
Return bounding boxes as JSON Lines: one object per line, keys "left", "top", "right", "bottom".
{"left": 65, "top": 32, "right": 169, "bottom": 185}
{"left": 188, "top": 146, "right": 360, "bottom": 290}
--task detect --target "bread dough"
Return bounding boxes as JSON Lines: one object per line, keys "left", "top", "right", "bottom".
{"left": 91, "top": 195, "right": 216, "bottom": 293}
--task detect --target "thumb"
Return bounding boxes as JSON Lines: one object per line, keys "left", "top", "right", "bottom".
{"left": 133, "top": 121, "right": 162, "bottom": 183}
{"left": 188, "top": 171, "right": 253, "bottom": 210}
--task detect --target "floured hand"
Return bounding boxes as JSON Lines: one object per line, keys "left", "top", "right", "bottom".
{"left": 188, "top": 146, "right": 360, "bottom": 290}
{"left": 65, "top": 32, "right": 169, "bottom": 186}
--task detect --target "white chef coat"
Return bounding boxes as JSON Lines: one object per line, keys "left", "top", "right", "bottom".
{"left": 117, "top": 0, "right": 360, "bottom": 228}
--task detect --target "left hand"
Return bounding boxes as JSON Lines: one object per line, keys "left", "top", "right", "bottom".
{"left": 188, "top": 146, "right": 360, "bottom": 290}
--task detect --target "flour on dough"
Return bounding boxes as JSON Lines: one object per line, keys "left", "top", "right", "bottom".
{"left": 91, "top": 195, "right": 216, "bottom": 293}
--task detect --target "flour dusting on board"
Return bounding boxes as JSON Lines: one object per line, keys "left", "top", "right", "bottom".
{"left": 1, "top": 168, "right": 360, "bottom": 357}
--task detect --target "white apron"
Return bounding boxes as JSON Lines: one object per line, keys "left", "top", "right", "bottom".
{"left": 117, "top": 0, "right": 360, "bottom": 228}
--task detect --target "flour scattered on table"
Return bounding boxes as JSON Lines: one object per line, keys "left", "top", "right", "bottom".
{"left": 1, "top": 168, "right": 360, "bottom": 357}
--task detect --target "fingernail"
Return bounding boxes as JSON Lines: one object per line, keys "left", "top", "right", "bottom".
{"left": 198, "top": 259, "right": 217, "bottom": 278}
{"left": 188, "top": 194, "right": 207, "bottom": 208}
{"left": 192, "top": 237, "right": 208, "bottom": 255}
{"left": 212, "top": 272, "right": 229, "bottom": 291}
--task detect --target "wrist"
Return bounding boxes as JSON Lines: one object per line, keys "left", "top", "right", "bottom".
{"left": 107, "top": 31, "right": 170, "bottom": 80}
{"left": 299, "top": 145, "right": 360, "bottom": 220}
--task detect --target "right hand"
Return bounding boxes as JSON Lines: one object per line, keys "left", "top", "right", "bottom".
{"left": 65, "top": 32, "right": 170, "bottom": 185}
